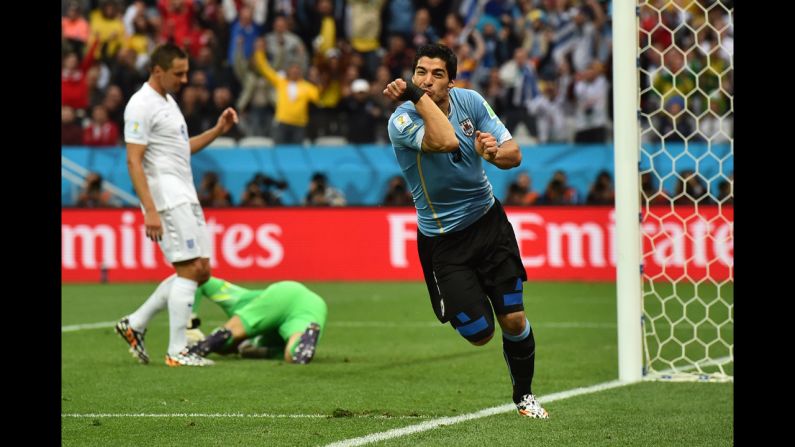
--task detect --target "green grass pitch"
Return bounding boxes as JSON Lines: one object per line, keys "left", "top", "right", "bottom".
{"left": 62, "top": 281, "right": 732, "bottom": 446}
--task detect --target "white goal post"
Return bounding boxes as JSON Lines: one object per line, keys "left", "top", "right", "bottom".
{"left": 613, "top": 0, "right": 733, "bottom": 383}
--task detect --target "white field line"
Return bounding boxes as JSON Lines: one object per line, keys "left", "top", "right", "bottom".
{"left": 322, "top": 380, "right": 631, "bottom": 447}
{"left": 322, "top": 357, "right": 735, "bottom": 447}
{"left": 61, "top": 413, "right": 429, "bottom": 420}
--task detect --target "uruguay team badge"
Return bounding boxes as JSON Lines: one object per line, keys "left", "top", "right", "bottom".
{"left": 459, "top": 117, "right": 474, "bottom": 137}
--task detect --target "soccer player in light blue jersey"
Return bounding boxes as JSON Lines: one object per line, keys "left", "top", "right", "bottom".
{"left": 384, "top": 43, "right": 548, "bottom": 419}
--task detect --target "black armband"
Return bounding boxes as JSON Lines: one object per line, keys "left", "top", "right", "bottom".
{"left": 398, "top": 80, "right": 425, "bottom": 104}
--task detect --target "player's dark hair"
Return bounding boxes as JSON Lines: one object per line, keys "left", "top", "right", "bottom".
{"left": 412, "top": 44, "right": 457, "bottom": 80}
{"left": 149, "top": 43, "right": 188, "bottom": 72}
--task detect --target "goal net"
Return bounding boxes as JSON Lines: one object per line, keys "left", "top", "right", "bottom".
{"left": 637, "top": 0, "right": 733, "bottom": 382}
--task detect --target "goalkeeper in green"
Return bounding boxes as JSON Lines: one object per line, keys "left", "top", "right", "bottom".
{"left": 187, "top": 277, "right": 328, "bottom": 364}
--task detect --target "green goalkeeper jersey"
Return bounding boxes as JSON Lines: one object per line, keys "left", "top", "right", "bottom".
{"left": 194, "top": 277, "right": 262, "bottom": 318}
{"left": 194, "top": 277, "right": 328, "bottom": 341}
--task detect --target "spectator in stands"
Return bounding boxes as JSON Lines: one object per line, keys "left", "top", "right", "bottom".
{"left": 193, "top": 40, "right": 235, "bottom": 93}
{"left": 410, "top": 8, "right": 439, "bottom": 50}
{"left": 85, "top": 64, "right": 109, "bottom": 111}
{"left": 304, "top": 172, "right": 346, "bottom": 206}
{"left": 112, "top": 48, "right": 148, "bottom": 102}
{"left": 346, "top": 0, "right": 387, "bottom": 78}
{"left": 520, "top": 8, "right": 552, "bottom": 68}
{"left": 311, "top": 49, "right": 346, "bottom": 139}
{"left": 62, "top": 37, "right": 99, "bottom": 112}
{"left": 123, "top": 4, "right": 155, "bottom": 68}
{"left": 528, "top": 79, "right": 568, "bottom": 143}
{"left": 233, "top": 36, "right": 274, "bottom": 137}
{"left": 180, "top": 86, "right": 209, "bottom": 136}
{"left": 341, "top": 79, "right": 381, "bottom": 144}
{"left": 253, "top": 40, "right": 320, "bottom": 144}
{"left": 198, "top": 171, "right": 233, "bottom": 207}
{"left": 62, "top": 105, "right": 84, "bottom": 146}
{"left": 265, "top": 15, "right": 308, "bottom": 73}
{"left": 573, "top": 60, "right": 609, "bottom": 143}
{"left": 585, "top": 170, "right": 614, "bottom": 205}
{"left": 474, "top": 20, "right": 509, "bottom": 90}
{"left": 499, "top": 47, "right": 539, "bottom": 138}
{"left": 382, "top": 175, "right": 413, "bottom": 207}
{"left": 383, "top": 34, "right": 416, "bottom": 81}
{"left": 185, "top": 71, "right": 213, "bottom": 132}
{"left": 159, "top": 0, "right": 199, "bottom": 56}
{"left": 89, "top": 0, "right": 126, "bottom": 62}
{"left": 62, "top": 1, "right": 90, "bottom": 56}
{"left": 83, "top": 104, "right": 120, "bottom": 147}
{"left": 370, "top": 65, "right": 398, "bottom": 144}
{"left": 209, "top": 87, "right": 245, "bottom": 140}
{"left": 76, "top": 172, "right": 115, "bottom": 208}
{"left": 291, "top": 0, "right": 335, "bottom": 59}
{"left": 653, "top": 48, "right": 696, "bottom": 99}
{"left": 384, "top": 0, "right": 414, "bottom": 40}
{"left": 102, "top": 85, "right": 126, "bottom": 133}
{"left": 542, "top": 170, "right": 578, "bottom": 205}
{"left": 504, "top": 172, "right": 539, "bottom": 206}
{"left": 654, "top": 95, "right": 695, "bottom": 142}
{"left": 453, "top": 42, "right": 481, "bottom": 90}
{"left": 570, "top": 0, "right": 607, "bottom": 74}
{"left": 192, "top": 0, "right": 224, "bottom": 39}
{"left": 441, "top": 12, "right": 484, "bottom": 53}
{"left": 481, "top": 68, "right": 507, "bottom": 120}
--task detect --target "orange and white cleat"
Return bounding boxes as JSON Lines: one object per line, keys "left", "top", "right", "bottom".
{"left": 115, "top": 317, "right": 149, "bottom": 364}
{"left": 516, "top": 394, "right": 549, "bottom": 419}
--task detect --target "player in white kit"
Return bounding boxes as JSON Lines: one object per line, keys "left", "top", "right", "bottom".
{"left": 114, "top": 43, "right": 239, "bottom": 367}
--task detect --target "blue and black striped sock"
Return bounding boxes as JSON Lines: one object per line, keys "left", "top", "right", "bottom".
{"left": 502, "top": 318, "right": 536, "bottom": 404}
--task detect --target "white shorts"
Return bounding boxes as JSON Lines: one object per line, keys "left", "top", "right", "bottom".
{"left": 157, "top": 203, "right": 211, "bottom": 263}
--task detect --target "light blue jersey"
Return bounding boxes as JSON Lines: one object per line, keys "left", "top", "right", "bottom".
{"left": 388, "top": 88, "right": 513, "bottom": 236}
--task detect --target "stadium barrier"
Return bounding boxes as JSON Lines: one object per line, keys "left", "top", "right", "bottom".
{"left": 62, "top": 143, "right": 731, "bottom": 206}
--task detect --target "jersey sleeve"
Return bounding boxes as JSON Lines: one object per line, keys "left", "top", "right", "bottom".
{"left": 124, "top": 99, "right": 150, "bottom": 145}
{"left": 471, "top": 91, "right": 513, "bottom": 145}
{"left": 387, "top": 107, "right": 425, "bottom": 152}
{"left": 193, "top": 277, "right": 227, "bottom": 314}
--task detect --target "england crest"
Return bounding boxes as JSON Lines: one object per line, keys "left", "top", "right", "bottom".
{"left": 459, "top": 117, "right": 474, "bottom": 137}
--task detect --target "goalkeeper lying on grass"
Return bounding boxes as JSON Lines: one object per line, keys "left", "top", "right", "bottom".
{"left": 186, "top": 277, "right": 327, "bottom": 364}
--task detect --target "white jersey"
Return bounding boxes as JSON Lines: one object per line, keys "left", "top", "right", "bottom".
{"left": 124, "top": 82, "right": 199, "bottom": 211}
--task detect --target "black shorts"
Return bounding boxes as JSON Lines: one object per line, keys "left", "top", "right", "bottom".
{"left": 417, "top": 199, "right": 527, "bottom": 330}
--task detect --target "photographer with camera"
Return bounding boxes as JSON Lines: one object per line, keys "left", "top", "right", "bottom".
{"left": 240, "top": 173, "right": 288, "bottom": 207}
{"left": 303, "top": 172, "right": 346, "bottom": 206}
{"left": 198, "top": 171, "right": 233, "bottom": 207}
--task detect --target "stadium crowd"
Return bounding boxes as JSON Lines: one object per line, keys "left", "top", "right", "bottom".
{"left": 63, "top": 0, "right": 733, "bottom": 205}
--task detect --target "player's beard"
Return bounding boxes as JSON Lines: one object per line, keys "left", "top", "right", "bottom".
{"left": 166, "top": 84, "right": 184, "bottom": 96}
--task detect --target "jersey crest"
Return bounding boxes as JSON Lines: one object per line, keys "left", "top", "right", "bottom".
{"left": 459, "top": 117, "right": 474, "bottom": 137}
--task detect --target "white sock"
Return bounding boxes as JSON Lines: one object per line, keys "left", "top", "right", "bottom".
{"left": 167, "top": 276, "right": 198, "bottom": 356}
{"left": 128, "top": 274, "right": 177, "bottom": 331}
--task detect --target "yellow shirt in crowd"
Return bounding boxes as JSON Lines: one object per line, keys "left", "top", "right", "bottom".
{"left": 253, "top": 50, "right": 320, "bottom": 127}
